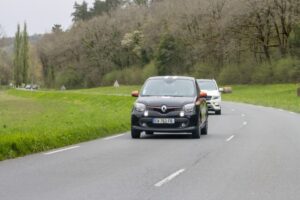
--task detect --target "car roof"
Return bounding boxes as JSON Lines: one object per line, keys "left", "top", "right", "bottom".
{"left": 197, "top": 79, "right": 215, "bottom": 81}
{"left": 148, "top": 76, "right": 196, "bottom": 81}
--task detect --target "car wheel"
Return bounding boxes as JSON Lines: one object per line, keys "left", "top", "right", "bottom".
{"left": 145, "top": 131, "right": 154, "bottom": 135}
{"left": 201, "top": 120, "right": 208, "bottom": 135}
{"left": 192, "top": 125, "right": 201, "bottom": 139}
{"left": 131, "top": 128, "right": 141, "bottom": 139}
{"left": 215, "top": 110, "right": 221, "bottom": 115}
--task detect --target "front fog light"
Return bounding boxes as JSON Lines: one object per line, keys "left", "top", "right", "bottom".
{"left": 180, "top": 111, "right": 185, "bottom": 117}
{"left": 144, "top": 111, "right": 149, "bottom": 117}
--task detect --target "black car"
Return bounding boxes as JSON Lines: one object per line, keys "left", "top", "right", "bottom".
{"left": 131, "top": 76, "right": 208, "bottom": 139}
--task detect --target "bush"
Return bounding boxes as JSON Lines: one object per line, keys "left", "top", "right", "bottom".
{"left": 271, "top": 58, "right": 300, "bottom": 83}
{"left": 218, "top": 65, "right": 243, "bottom": 85}
{"left": 102, "top": 67, "right": 144, "bottom": 86}
{"left": 102, "top": 70, "right": 121, "bottom": 86}
{"left": 102, "top": 62, "right": 158, "bottom": 86}
{"left": 142, "top": 62, "right": 157, "bottom": 81}
{"left": 288, "top": 60, "right": 300, "bottom": 83}
{"left": 278, "top": 58, "right": 300, "bottom": 83}
{"left": 191, "top": 63, "right": 217, "bottom": 79}
{"left": 55, "top": 67, "right": 84, "bottom": 89}
{"left": 251, "top": 63, "right": 273, "bottom": 84}
{"left": 273, "top": 58, "right": 293, "bottom": 83}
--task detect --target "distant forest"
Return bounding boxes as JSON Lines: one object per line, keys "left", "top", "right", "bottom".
{"left": 0, "top": 0, "right": 300, "bottom": 88}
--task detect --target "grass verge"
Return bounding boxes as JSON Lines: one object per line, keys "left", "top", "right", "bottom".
{"left": 0, "top": 86, "right": 139, "bottom": 161}
{"left": 222, "top": 84, "right": 300, "bottom": 113}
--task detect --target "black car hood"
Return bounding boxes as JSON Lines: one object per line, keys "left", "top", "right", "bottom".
{"left": 137, "top": 96, "right": 196, "bottom": 107}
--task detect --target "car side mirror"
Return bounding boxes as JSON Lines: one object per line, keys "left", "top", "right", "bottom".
{"left": 219, "top": 88, "right": 224, "bottom": 93}
{"left": 131, "top": 90, "right": 139, "bottom": 97}
{"left": 199, "top": 91, "right": 207, "bottom": 98}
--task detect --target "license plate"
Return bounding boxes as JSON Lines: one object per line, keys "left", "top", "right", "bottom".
{"left": 152, "top": 118, "right": 175, "bottom": 124}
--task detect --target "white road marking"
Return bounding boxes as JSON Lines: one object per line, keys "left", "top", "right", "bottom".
{"left": 44, "top": 146, "right": 80, "bottom": 155}
{"left": 226, "top": 135, "right": 235, "bottom": 142}
{"left": 155, "top": 169, "right": 186, "bottom": 187}
{"left": 103, "top": 134, "right": 125, "bottom": 140}
{"left": 289, "top": 112, "right": 296, "bottom": 115}
{"left": 243, "top": 121, "right": 248, "bottom": 126}
{"left": 278, "top": 109, "right": 284, "bottom": 112}
{"left": 241, "top": 114, "right": 246, "bottom": 117}
{"left": 231, "top": 109, "right": 235, "bottom": 112}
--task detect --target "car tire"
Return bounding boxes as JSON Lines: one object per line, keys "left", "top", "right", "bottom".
{"left": 192, "top": 125, "right": 201, "bottom": 139}
{"left": 201, "top": 120, "right": 208, "bottom": 135}
{"left": 145, "top": 131, "right": 154, "bottom": 135}
{"left": 131, "top": 128, "right": 141, "bottom": 139}
{"left": 215, "top": 110, "right": 221, "bottom": 115}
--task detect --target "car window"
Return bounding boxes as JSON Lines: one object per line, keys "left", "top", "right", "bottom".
{"left": 197, "top": 81, "right": 218, "bottom": 91}
{"left": 141, "top": 79, "right": 196, "bottom": 97}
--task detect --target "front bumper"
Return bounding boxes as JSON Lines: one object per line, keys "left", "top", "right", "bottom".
{"left": 132, "top": 125, "right": 197, "bottom": 133}
{"left": 131, "top": 111, "right": 199, "bottom": 133}
{"left": 207, "top": 100, "right": 221, "bottom": 111}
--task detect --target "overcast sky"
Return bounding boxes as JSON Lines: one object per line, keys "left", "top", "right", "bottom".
{"left": 0, "top": 0, "right": 94, "bottom": 37}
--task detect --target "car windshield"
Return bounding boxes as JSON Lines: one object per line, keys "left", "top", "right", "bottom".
{"left": 141, "top": 78, "right": 196, "bottom": 97}
{"left": 197, "top": 80, "right": 218, "bottom": 91}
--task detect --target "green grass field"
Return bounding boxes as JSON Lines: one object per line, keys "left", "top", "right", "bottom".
{"left": 0, "top": 83, "right": 299, "bottom": 161}
{"left": 0, "top": 86, "right": 139, "bottom": 160}
{"left": 222, "top": 84, "right": 300, "bottom": 113}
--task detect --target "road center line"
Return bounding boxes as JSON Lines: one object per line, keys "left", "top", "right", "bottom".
{"left": 243, "top": 121, "right": 248, "bottom": 126}
{"left": 155, "top": 169, "right": 186, "bottom": 187}
{"left": 44, "top": 146, "right": 80, "bottom": 155}
{"left": 241, "top": 114, "right": 246, "bottom": 117}
{"left": 103, "top": 134, "right": 125, "bottom": 140}
{"left": 226, "top": 135, "right": 235, "bottom": 142}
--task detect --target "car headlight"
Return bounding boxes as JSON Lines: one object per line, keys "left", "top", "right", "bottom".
{"left": 183, "top": 103, "right": 195, "bottom": 113}
{"left": 134, "top": 103, "right": 146, "bottom": 112}
{"left": 212, "top": 96, "right": 221, "bottom": 100}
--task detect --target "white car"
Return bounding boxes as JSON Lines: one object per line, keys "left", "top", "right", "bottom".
{"left": 197, "top": 79, "right": 222, "bottom": 115}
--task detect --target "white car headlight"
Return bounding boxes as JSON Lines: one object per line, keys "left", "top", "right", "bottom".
{"left": 183, "top": 103, "right": 195, "bottom": 113}
{"left": 212, "top": 96, "right": 221, "bottom": 100}
{"left": 134, "top": 103, "right": 146, "bottom": 112}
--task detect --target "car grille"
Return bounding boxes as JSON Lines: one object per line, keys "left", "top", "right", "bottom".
{"left": 147, "top": 106, "right": 182, "bottom": 114}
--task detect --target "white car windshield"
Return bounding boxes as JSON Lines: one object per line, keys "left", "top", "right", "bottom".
{"left": 197, "top": 81, "right": 218, "bottom": 91}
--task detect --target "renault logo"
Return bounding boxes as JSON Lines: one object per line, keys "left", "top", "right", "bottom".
{"left": 161, "top": 105, "right": 167, "bottom": 113}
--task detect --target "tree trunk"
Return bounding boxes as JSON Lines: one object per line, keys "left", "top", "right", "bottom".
{"left": 297, "top": 87, "right": 300, "bottom": 97}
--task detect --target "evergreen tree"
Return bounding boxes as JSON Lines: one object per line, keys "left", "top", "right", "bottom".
{"left": 90, "top": 0, "right": 107, "bottom": 16}
{"left": 13, "top": 23, "right": 30, "bottom": 86}
{"left": 72, "top": 1, "right": 90, "bottom": 22}
{"left": 21, "top": 23, "right": 29, "bottom": 84}
{"left": 105, "top": 0, "right": 122, "bottom": 12}
{"left": 155, "top": 33, "right": 183, "bottom": 75}
{"left": 52, "top": 24, "right": 63, "bottom": 33}
{"left": 13, "top": 24, "right": 22, "bottom": 86}
{"left": 133, "top": 0, "right": 148, "bottom": 6}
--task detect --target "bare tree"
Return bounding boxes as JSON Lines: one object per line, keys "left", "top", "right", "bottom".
{"left": 270, "top": 0, "right": 299, "bottom": 56}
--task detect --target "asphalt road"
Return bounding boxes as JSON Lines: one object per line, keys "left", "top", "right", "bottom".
{"left": 1, "top": 102, "right": 300, "bottom": 200}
